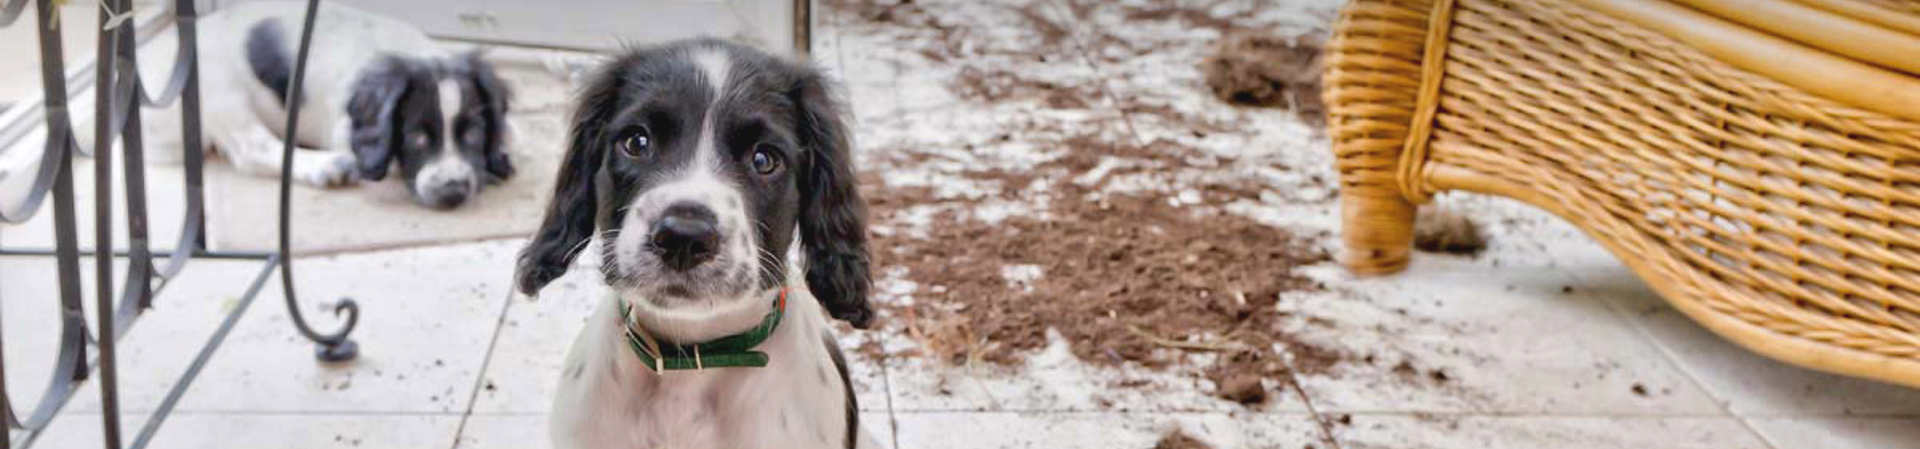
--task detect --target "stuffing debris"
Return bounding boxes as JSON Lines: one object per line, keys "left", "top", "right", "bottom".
{"left": 1153, "top": 429, "right": 1215, "bottom": 449}
{"left": 1199, "top": 31, "right": 1329, "bottom": 126}
{"left": 1413, "top": 206, "right": 1489, "bottom": 256}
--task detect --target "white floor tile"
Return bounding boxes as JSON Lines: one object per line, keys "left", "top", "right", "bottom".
{"left": 1332, "top": 414, "right": 1771, "bottom": 449}
{"left": 467, "top": 267, "right": 591, "bottom": 415}
{"left": 893, "top": 410, "right": 1323, "bottom": 449}
{"left": 453, "top": 414, "right": 546, "bottom": 449}
{"left": 1589, "top": 261, "right": 1920, "bottom": 416}
{"left": 164, "top": 240, "right": 520, "bottom": 413}
{"left": 1745, "top": 417, "right": 1920, "bottom": 449}
{"left": 32, "top": 411, "right": 459, "bottom": 449}
{"left": 883, "top": 336, "right": 1305, "bottom": 413}
{"left": 0, "top": 253, "right": 181, "bottom": 416}
{"left": 1287, "top": 254, "right": 1723, "bottom": 415}
{"left": 60, "top": 259, "right": 284, "bottom": 413}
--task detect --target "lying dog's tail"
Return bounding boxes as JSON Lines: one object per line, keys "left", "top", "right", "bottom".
{"left": 245, "top": 18, "right": 299, "bottom": 107}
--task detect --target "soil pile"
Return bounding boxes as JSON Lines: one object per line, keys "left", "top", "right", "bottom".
{"left": 840, "top": 0, "right": 1365, "bottom": 406}
{"left": 868, "top": 132, "right": 1334, "bottom": 403}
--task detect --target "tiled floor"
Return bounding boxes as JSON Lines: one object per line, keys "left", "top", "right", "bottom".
{"left": 3, "top": 1, "right": 1919, "bottom": 448}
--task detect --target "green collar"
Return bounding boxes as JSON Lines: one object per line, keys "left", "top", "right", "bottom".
{"left": 620, "top": 289, "right": 788, "bottom": 372}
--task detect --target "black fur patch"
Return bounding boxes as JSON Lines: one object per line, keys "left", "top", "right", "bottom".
{"left": 824, "top": 334, "right": 857, "bottom": 449}
{"left": 245, "top": 18, "right": 296, "bottom": 105}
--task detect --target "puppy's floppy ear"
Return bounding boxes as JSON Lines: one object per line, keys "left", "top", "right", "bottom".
{"left": 347, "top": 56, "right": 414, "bottom": 181}
{"left": 792, "top": 67, "right": 873, "bottom": 329}
{"left": 515, "top": 59, "right": 623, "bottom": 296}
{"left": 463, "top": 50, "right": 516, "bottom": 181}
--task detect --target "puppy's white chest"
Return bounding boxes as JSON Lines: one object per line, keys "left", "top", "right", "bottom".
{"left": 569, "top": 387, "right": 726, "bottom": 449}
{"left": 557, "top": 364, "right": 840, "bottom": 449}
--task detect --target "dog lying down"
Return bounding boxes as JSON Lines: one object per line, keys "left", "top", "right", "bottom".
{"left": 515, "top": 39, "right": 880, "bottom": 449}
{"left": 77, "top": 1, "right": 514, "bottom": 209}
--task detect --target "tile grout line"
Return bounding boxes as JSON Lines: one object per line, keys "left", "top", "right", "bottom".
{"left": 1585, "top": 281, "right": 1781, "bottom": 449}
{"left": 814, "top": 1, "right": 898, "bottom": 446}
{"left": 1282, "top": 369, "right": 1344, "bottom": 449}
{"left": 59, "top": 410, "right": 474, "bottom": 417}
{"left": 444, "top": 286, "right": 520, "bottom": 449}
{"left": 880, "top": 342, "right": 900, "bottom": 449}
{"left": 878, "top": 409, "right": 1892, "bottom": 418}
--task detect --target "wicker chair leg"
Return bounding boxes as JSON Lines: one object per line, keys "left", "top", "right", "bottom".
{"left": 1340, "top": 187, "right": 1416, "bottom": 275}
{"left": 1324, "top": 0, "right": 1437, "bottom": 275}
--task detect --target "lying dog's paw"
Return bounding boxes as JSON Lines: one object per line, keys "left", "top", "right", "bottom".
{"left": 296, "top": 152, "right": 361, "bottom": 188}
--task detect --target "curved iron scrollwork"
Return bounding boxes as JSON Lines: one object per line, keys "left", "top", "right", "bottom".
{"left": 276, "top": 0, "right": 361, "bottom": 362}
{"left": 0, "top": 0, "right": 363, "bottom": 447}
{"left": 0, "top": 0, "right": 65, "bottom": 226}
{"left": 0, "top": 0, "right": 27, "bottom": 28}
{"left": 0, "top": 1, "right": 104, "bottom": 443}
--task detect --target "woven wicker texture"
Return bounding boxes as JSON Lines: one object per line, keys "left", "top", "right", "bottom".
{"left": 1799, "top": 0, "right": 1920, "bottom": 38}
{"left": 1853, "top": 0, "right": 1920, "bottom": 16}
{"left": 1327, "top": 0, "right": 1920, "bottom": 387}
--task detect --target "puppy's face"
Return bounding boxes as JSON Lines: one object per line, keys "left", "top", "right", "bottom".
{"left": 595, "top": 50, "right": 798, "bottom": 313}
{"left": 516, "top": 39, "right": 873, "bottom": 339}
{"left": 348, "top": 53, "right": 515, "bottom": 209}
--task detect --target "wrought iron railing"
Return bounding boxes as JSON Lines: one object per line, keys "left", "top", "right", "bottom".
{"left": 0, "top": 0, "right": 356, "bottom": 447}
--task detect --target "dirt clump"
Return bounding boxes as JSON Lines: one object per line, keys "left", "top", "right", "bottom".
{"left": 877, "top": 176, "right": 1328, "bottom": 367}
{"left": 1200, "top": 31, "right": 1328, "bottom": 127}
{"left": 868, "top": 132, "right": 1334, "bottom": 386}
{"left": 1413, "top": 206, "right": 1489, "bottom": 255}
{"left": 1154, "top": 429, "right": 1214, "bottom": 449}
{"left": 1212, "top": 372, "right": 1268, "bottom": 405}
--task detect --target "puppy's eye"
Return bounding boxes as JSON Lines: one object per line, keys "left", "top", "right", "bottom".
{"left": 750, "top": 143, "right": 783, "bottom": 175}
{"left": 408, "top": 131, "right": 430, "bottom": 148}
{"left": 617, "top": 127, "right": 652, "bottom": 158}
{"left": 461, "top": 125, "right": 484, "bottom": 147}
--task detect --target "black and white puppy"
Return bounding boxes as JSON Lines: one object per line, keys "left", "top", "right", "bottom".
{"left": 514, "top": 39, "right": 877, "bottom": 449}
{"left": 92, "top": 1, "right": 513, "bottom": 209}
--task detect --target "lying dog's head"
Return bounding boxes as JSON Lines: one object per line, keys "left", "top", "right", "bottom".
{"left": 515, "top": 39, "right": 872, "bottom": 338}
{"left": 347, "top": 51, "right": 515, "bottom": 209}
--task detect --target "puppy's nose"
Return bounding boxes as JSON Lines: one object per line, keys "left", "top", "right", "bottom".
{"left": 423, "top": 180, "right": 473, "bottom": 209}
{"left": 649, "top": 203, "right": 719, "bottom": 271}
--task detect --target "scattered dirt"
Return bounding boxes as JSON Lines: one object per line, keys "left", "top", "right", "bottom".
{"left": 1631, "top": 383, "right": 1648, "bottom": 396}
{"left": 1125, "top": 4, "right": 1243, "bottom": 32}
{"left": 1413, "top": 207, "right": 1489, "bottom": 255}
{"left": 952, "top": 67, "right": 1098, "bottom": 109}
{"left": 835, "top": 0, "right": 1475, "bottom": 408}
{"left": 1199, "top": 31, "right": 1328, "bottom": 127}
{"left": 870, "top": 133, "right": 1331, "bottom": 370}
{"left": 1153, "top": 429, "right": 1214, "bottom": 449}
{"left": 1010, "top": 2, "right": 1071, "bottom": 48}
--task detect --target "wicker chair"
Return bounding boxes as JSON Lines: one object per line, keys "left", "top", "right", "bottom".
{"left": 1325, "top": 0, "right": 1920, "bottom": 388}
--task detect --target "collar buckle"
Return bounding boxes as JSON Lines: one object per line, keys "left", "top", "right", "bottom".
{"left": 620, "top": 288, "right": 789, "bottom": 372}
